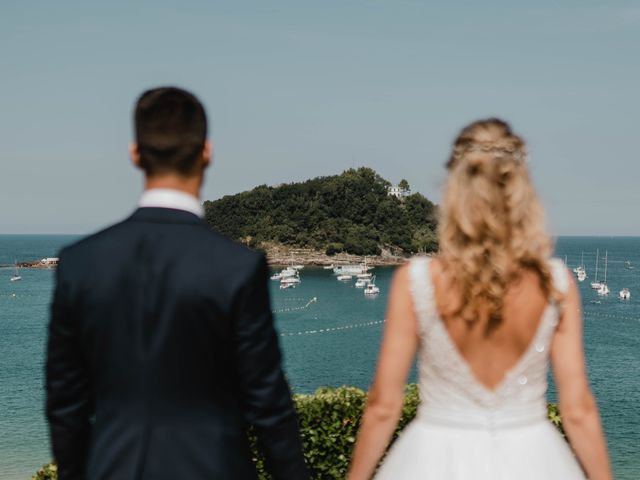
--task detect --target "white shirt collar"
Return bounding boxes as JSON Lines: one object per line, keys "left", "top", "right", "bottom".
{"left": 138, "top": 188, "right": 204, "bottom": 218}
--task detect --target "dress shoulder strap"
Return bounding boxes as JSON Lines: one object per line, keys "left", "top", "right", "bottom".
{"left": 548, "top": 257, "right": 571, "bottom": 295}
{"left": 408, "top": 257, "right": 435, "bottom": 335}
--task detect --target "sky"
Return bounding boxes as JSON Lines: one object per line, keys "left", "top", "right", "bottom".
{"left": 1, "top": 0, "right": 639, "bottom": 235}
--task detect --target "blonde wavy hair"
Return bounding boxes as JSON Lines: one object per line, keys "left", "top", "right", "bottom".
{"left": 438, "top": 118, "right": 557, "bottom": 329}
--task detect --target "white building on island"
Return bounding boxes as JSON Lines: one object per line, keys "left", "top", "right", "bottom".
{"left": 387, "top": 185, "right": 411, "bottom": 199}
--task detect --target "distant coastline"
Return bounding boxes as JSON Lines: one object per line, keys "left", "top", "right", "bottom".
{"left": 2, "top": 245, "right": 414, "bottom": 270}
{"left": 1, "top": 259, "right": 59, "bottom": 269}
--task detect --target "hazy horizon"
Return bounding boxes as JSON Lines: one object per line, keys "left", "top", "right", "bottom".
{"left": 2, "top": 1, "right": 639, "bottom": 235}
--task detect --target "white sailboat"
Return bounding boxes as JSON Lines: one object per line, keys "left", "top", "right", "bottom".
{"left": 591, "top": 249, "right": 602, "bottom": 290}
{"left": 280, "top": 274, "right": 301, "bottom": 289}
{"left": 597, "top": 251, "right": 609, "bottom": 296}
{"left": 364, "top": 275, "right": 380, "bottom": 296}
{"left": 10, "top": 261, "right": 22, "bottom": 282}
{"left": 619, "top": 288, "right": 631, "bottom": 300}
{"left": 575, "top": 251, "right": 587, "bottom": 281}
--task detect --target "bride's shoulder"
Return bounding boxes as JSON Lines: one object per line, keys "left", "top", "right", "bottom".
{"left": 390, "top": 256, "right": 434, "bottom": 291}
{"left": 547, "top": 257, "right": 571, "bottom": 293}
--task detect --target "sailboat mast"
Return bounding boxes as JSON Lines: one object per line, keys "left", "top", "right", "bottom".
{"left": 604, "top": 251, "right": 608, "bottom": 284}
{"left": 581, "top": 251, "right": 584, "bottom": 269}
{"left": 594, "top": 249, "right": 599, "bottom": 282}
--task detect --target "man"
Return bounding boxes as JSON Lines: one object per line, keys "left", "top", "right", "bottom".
{"left": 46, "top": 87, "right": 309, "bottom": 480}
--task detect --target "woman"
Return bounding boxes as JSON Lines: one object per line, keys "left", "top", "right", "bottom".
{"left": 348, "top": 119, "right": 611, "bottom": 479}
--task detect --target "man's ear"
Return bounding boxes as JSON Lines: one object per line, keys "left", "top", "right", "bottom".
{"left": 130, "top": 143, "right": 142, "bottom": 170}
{"left": 202, "top": 141, "right": 212, "bottom": 169}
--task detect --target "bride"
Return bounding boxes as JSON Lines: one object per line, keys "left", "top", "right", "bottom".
{"left": 348, "top": 119, "right": 611, "bottom": 479}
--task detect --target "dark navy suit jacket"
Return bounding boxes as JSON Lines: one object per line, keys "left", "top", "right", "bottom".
{"left": 45, "top": 207, "right": 309, "bottom": 480}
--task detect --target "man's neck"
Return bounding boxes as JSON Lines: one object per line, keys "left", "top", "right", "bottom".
{"left": 144, "top": 174, "right": 202, "bottom": 199}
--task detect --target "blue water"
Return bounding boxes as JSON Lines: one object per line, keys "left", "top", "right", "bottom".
{"left": 0, "top": 235, "right": 638, "bottom": 479}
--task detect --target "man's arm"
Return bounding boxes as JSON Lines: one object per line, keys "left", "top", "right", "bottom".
{"left": 45, "top": 253, "right": 93, "bottom": 480}
{"left": 232, "top": 254, "right": 309, "bottom": 480}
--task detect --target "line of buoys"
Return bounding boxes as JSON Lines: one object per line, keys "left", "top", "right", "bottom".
{"left": 280, "top": 319, "right": 385, "bottom": 337}
{"left": 272, "top": 297, "right": 318, "bottom": 314}
{"left": 584, "top": 312, "right": 640, "bottom": 322}
{"left": 1, "top": 293, "right": 23, "bottom": 298}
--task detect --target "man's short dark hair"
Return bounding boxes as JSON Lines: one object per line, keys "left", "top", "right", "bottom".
{"left": 134, "top": 87, "right": 207, "bottom": 176}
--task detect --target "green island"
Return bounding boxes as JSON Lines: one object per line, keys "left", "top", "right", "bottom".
{"left": 203, "top": 167, "right": 439, "bottom": 263}
{"left": 33, "top": 385, "right": 564, "bottom": 479}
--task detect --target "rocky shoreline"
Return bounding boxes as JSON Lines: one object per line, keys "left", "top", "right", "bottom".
{"left": 1, "top": 260, "right": 57, "bottom": 269}
{"left": 261, "top": 243, "right": 416, "bottom": 267}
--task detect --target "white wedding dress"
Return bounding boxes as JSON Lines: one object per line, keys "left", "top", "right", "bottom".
{"left": 376, "top": 257, "right": 586, "bottom": 479}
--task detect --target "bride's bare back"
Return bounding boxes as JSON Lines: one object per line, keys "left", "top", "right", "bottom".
{"left": 430, "top": 258, "right": 550, "bottom": 391}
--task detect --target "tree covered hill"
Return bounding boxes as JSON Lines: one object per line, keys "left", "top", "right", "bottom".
{"left": 203, "top": 167, "right": 438, "bottom": 256}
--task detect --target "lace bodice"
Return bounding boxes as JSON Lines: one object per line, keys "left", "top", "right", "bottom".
{"left": 409, "top": 257, "right": 569, "bottom": 430}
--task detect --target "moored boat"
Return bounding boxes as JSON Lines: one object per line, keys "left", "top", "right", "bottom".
{"left": 364, "top": 276, "right": 380, "bottom": 295}
{"left": 10, "top": 261, "right": 21, "bottom": 282}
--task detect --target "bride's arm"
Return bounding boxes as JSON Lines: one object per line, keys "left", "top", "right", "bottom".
{"left": 551, "top": 274, "right": 612, "bottom": 480}
{"left": 347, "top": 265, "right": 419, "bottom": 480}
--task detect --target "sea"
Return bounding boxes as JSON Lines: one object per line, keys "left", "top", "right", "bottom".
{"left": 0, "top": 234, "right": 638, "bottom": 479}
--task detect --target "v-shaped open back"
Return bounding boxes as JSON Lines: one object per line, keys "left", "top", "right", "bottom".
{"left": 408, "top": 256, "right": 569, "bottom": 417}
{"left": 425, "top": 260, "right": 554, "bottom": 393}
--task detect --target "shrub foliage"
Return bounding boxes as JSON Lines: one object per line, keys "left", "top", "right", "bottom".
{"left": 34, "top": 385, "right": 563, "bottom": 480}
{"left": 203, "top": 168, "right": 439, "bottom": 255}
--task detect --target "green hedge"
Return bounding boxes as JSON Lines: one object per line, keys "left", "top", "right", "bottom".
{"left": 33, "top": 385, "right": 563, "bottom": 480}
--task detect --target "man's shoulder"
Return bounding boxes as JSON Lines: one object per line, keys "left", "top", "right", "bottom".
{"left": 199, "top": 228, "right": 267, "bottom": 274}
{"left": 59, "top": 219, "right": 130, "bottom": 260}
{"left": 59, "top": 215, "right": 267, "bottom": 279}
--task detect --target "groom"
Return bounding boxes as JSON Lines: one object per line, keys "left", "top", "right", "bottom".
{"left": 46, "top": 87, "right": 309, "bottom": 479}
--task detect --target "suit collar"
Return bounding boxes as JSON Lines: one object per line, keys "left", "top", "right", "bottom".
{"left": 128, "top": 207, "right": 206, "bottom": 225}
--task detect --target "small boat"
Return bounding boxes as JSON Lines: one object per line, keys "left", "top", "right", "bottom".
{"left": 280, "top": 274, "right": 301, "bottom": 286}
{"left": 591, "top": 249, "right": 602, "bottom": 290}
{"left": 355, "top": 278, "right": 371, "bottom": 288}
{"left": 279, "top": 282, "right": 296, "bottom": 290}
{"left": 357, "top": 272, "right": 373, "bottom": 279}
{"left": 337, "top": 274, "right": 353, "bottom": 281}
{"left": 364, "top": 276, "right": 380, "bottom": 295}
{"left": 619, "top": 288, "right": 631, "bottom": 300}
{"left": 624, "top": 261, "right": 634, "bottom": 270}
{"left": 597, "top": 251, "right": 609, "bottom": 296}
{"left": 292, "top": 265, "right": 305, "bottom": 270}
{"left": 10, "top": 261, "right": 22, "bottom": 282}
{"left": 334, "top": 258, "right": 372, "bottom": 276}
{"left": 574, "top": 252, "right": 587, "bottom": 280}
{"left": 280, "top": 267, "right": 298, "bottom": 278}
{"left": 323, "top": 264, "right": 334, "bottom": 270}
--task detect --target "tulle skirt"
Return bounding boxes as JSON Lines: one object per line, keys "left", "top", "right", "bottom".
{"left": 375, "top": 419, "right": 586, "bottom": 479}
